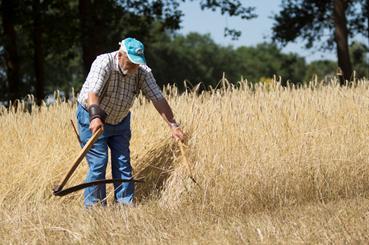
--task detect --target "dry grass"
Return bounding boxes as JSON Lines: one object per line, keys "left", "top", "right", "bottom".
{"left": 1, "top": 79, "right": 369, "bottom": 244}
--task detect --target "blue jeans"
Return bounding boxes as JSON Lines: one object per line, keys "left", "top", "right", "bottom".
{"left": 76, "top": 103, "right": 134, "bottom": 207}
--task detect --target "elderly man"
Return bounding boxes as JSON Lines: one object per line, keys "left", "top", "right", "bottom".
{"left": 77, "top": 37, "right": 184, "bottom": 207}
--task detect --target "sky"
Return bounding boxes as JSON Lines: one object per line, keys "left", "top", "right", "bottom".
{"left": 178, "top": 0, "right": 366, "bottom": 63}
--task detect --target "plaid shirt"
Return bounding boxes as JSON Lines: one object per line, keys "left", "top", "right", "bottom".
{"left": 77, "top": 51, "right": 164, "bottom": 125}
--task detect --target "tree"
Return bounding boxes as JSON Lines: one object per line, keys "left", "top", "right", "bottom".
{"left": 350, "top": 41, "right": 369, "bottom": 79}
{"left": 147, "top": 32, "right": 227, "bottom": 88}
{"left": 148, "top": 35, "right": 308, "bottom": 87}
{"left": 32, "top": 0, "right": 45, "bottom": 104}
{"left": 196, "top": 0, "right": 257, "bottom": 39}
{"left": 350, "top": 0, "right": 369, "bottom": 44}
{"left": 235, "top": 43, "right": 306, "bottom": 84}
{"left": 41, "top": 1, "right": 82, "bottom": 96}
{"left": 272, "top": 0, "right": 367, "bottom": 84}
{"left": 304, "top": 60, "right": 337, "bottom": 82}
{"left": 77, "top": 0, "right": 188, "bottom": 76}
{"left": 333, "top": 0, "right": 352, "bottom": 83}
{"left": 1, "top": 0, "right": 20, "bottom": 101}
{"left": 0, "top": 0, "right": 257, "bottom": 102}
{"left": 78, "top": 0, "right": 257, "bottom": 77}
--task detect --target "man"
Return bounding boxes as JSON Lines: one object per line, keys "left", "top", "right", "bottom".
{"left": 77, "top": 37, "right": 185, "bottom": 207}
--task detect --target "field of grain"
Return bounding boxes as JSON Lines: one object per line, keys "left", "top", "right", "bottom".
{"left": 1, "top": 80, "right": 369, "bottom": 244}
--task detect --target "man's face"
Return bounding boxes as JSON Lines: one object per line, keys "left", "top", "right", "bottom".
{"left": 118, "top": 51, "right": 139, "bottom": 75}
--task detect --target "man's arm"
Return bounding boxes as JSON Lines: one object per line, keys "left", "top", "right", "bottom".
{"left": 139, "top": 68, "right": 185, "bottom": 141}
{"left": 87, "top": 92, "right": 104, "bottom": 133}
{"left": 82, "top": 55, "right": 111, "bottom": 133}
{"left": 152, "top": 98, "right": 185, "bottom": 141}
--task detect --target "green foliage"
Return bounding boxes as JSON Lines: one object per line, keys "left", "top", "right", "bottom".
{"left": 234, "top": 43, "right": 306, "bottom": 84}
{"left": 291, "top": 41, "right": 369, "bottom": 83}
{"left": 1, "top": 0, "right": 367, "bottom": 101}
{"left": 271, "top": 0, "right": 368, "bottom": 82}
{"left": 147, "top": 35, "right": 308, "bottom": 87}
{"left": 147, "top": 33, "right": 220, "bottom": 88}
{"left": 304, "top": 60, "right": 337, "bottom": 82}
{"left": 350, "top": 41, "right": 369, "bottom": 79}
{"left": 272, "top": 0, "right": 367, "bottom": 50}
{"left": 0, "top": 0, "right": 256, "bottom": 101}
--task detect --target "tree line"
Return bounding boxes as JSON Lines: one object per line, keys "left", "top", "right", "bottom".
{"left": 0, "top": 0, "right": 368, "bottom": 104}
{"left": 149, "top": 33, "right": 367, "bottom": 88}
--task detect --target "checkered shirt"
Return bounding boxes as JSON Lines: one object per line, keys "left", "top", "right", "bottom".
{"left": 77, "top": 51, "right": 164, "bottom": 125}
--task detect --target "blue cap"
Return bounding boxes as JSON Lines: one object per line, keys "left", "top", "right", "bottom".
{"left": 119, "top": 38, "right": 146, "bottom": 65}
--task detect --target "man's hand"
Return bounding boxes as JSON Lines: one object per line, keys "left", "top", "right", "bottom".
{"left": 90, "top": 118, "right": 104, "bottom": 134}
{"left": 171, "top": 126, "right": 185, "bottom": 142}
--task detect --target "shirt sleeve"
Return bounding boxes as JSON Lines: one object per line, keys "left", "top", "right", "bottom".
{"left": 84, "top": 55, "right": 111, "bottom": 97}
{"left": 140, "top": 70, "right": 164, "bottom": 102}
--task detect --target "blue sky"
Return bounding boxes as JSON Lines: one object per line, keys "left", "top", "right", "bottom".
{"left": 178, "top": 0, "right": 366, "bottom": 63}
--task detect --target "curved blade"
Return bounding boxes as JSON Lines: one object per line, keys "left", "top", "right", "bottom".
{"left": 53, "top": 178, "right": 144, "bottom": 197}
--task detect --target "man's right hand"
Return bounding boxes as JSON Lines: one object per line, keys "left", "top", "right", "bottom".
{"left": 89, "top": 118, "right": 104, "bottom": 134}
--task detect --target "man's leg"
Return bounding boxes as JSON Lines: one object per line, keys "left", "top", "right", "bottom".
{"left": 107, "top": 113, "right": 134, "bottom": 205}
{"left": 76, "top": 103, "right": 109, "bottom": 207}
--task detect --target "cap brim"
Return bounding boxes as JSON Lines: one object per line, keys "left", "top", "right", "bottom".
{"left": 127, "top": 54, "right": 146, "bottom": 65}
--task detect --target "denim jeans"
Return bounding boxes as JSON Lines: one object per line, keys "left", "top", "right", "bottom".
{"left": 76, "top": 103, "right": 134, "bottom": 207}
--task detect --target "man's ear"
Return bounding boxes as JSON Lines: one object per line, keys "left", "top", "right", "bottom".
{"left": 118, "top": 51, "right": 122, "bottom": 58}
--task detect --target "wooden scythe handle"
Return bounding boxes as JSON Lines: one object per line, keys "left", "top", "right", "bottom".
{"left": 53, "top": 127, "right": 103, "bottom": 193}
{"left": 178, "top": 141, "right": 193, "bottom": 176}
{"left": 178, "top": 141, "right": 201, "bottom": 187}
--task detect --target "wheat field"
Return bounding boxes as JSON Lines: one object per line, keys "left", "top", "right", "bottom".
{"left": 1, "top": 79, "right": 369, "bottom": 244}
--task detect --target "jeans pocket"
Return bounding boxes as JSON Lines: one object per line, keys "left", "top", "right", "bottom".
{"left": 77, "top": 104, "right": 90, "bottom": 127}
